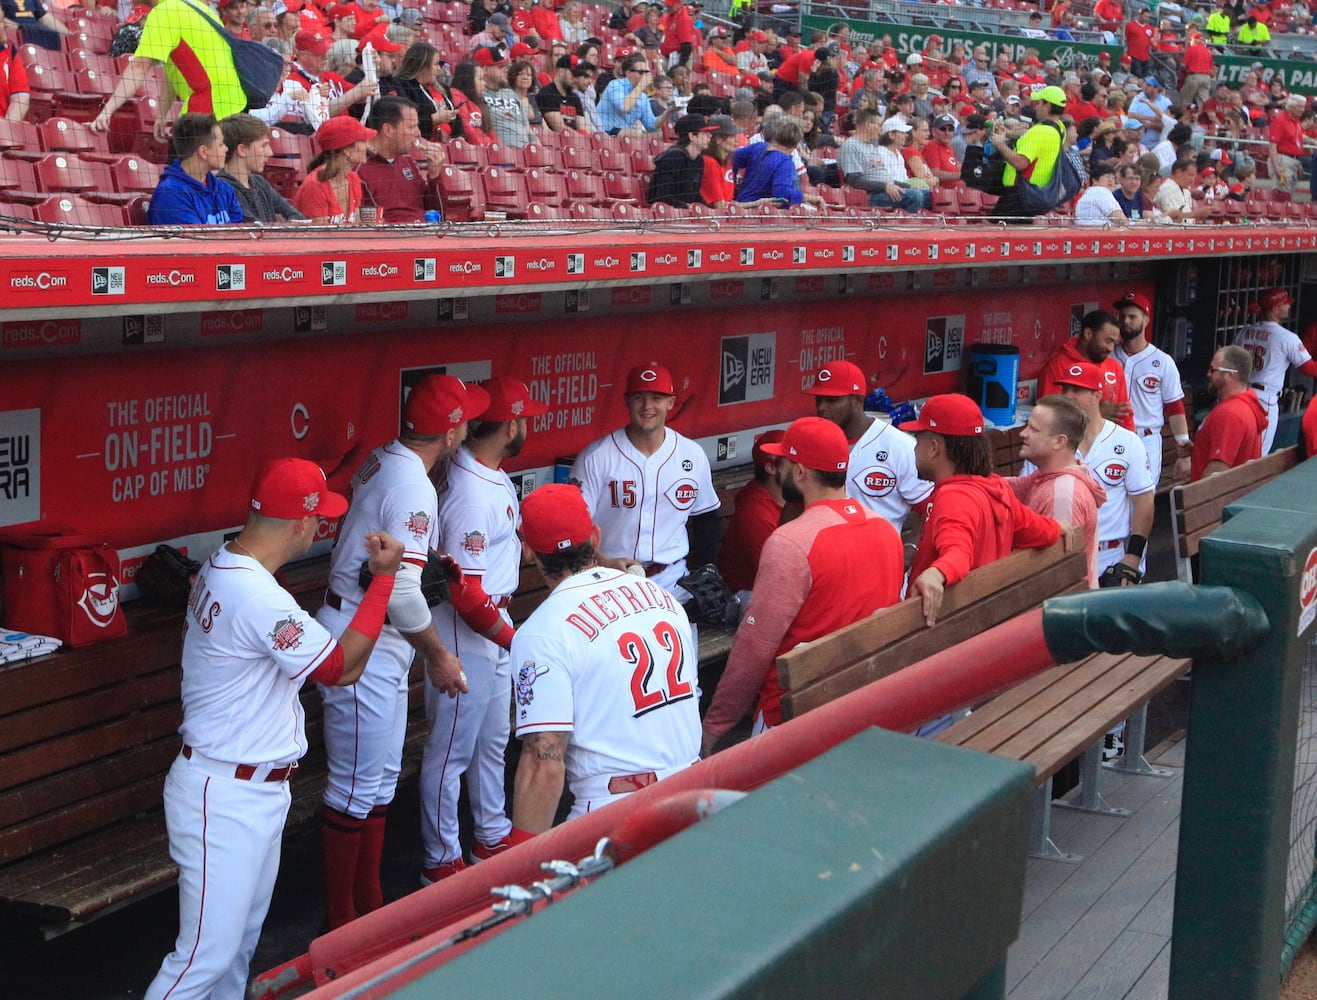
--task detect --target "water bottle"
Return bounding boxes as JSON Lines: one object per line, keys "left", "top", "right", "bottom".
{"left": 425, "top": 209, "right": 442, "bottom": 224}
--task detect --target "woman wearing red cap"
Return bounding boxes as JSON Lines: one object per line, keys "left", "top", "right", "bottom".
{"left": 294, "top": 115, "right": 374, "bottom": 223}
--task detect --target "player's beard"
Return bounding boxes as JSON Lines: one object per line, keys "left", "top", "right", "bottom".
{"left": 507, "top": 425, "right": 527, "bottom": 457}
{"left": 1120, "top": 322, "right": 1142, "bottom": 343}
{"left": 778, "top": 463, "right": 804, "bottom": 506}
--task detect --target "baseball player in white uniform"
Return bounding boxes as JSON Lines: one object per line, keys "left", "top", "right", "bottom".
{"left": 569, "top": 364, "right": 719, "bottom": 606}
{"left": 1056, "top": 363, "right": 1155, "bottom": 581}
{"left": 804, "top": 359, "right": 932, "bottom": 533}
{"left": 510, "top": 484, "right": 701, "bottom": 832}
{"left": 420, "top": 377, "right": 548, "bottom": 883}
{"left": 1233, "top": 287, "right": 1317, "bottom": 454}
{"left": 1113, "top": 291, "right": 1192, "bottom": 486}
{"left": 146, "top": 459, "right": 401, "bottom": 1000}
{"left": 315, "top": 374, "right": 487, "bottom": 929}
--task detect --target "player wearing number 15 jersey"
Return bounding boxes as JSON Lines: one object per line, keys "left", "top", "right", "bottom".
{"left": 510, "top": 485, "right": 701, "bottom": 831}
{"left": 569, "top": 364, "right": 719, "bottom": 603}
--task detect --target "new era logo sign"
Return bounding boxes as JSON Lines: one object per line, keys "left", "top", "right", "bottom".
{"left": 414, "top": 258, "right": 436, "bottom": 281}
{"left": 630, "top": 252, "right": 646, "bottom": 272}
{"left": 687, "top": 249, "right": 701, "bottom": 268}
{"left": 566, "top": 253, "right": 584, "bottom": 274}
{"left": 215, "top": 264, "right": 245, "bottom": 291}
{"left": 886, "top": 246, "right": 898, "bottom": 261}
{"left": 494, "top": 256, "right": 515, "bottom": 278}
{"left": 792, "top": 247, "right": 806, "bottom": 264}
{"left": 842, "top": 245, "right": 855, "bottom": 263}
{"left": 92, "top": 266, "right": 125, "bottom": 295}
{"left": 740, "top": 248, "right": 754, "bottom": 266}
{"left": 321, "top": 261, "right": 346, "bottom": 286}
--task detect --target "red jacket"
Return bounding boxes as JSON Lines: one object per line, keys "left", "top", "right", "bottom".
{"left": 0, "top": 43, "right": 29, "bottom": 120}
{"left": 1039, "top": 338, "right": 1137, "bottom": 432}
{"left": 1191, "top": 390, "right": 1266, "bottom": 480}
{"left": 910, "top": 474, "right": 1061, "bottom": 588}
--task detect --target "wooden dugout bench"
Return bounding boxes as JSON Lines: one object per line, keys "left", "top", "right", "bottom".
{"left": 775, "top": 527, "right": 1191, "bottom": 862}
{"left": 0, "top": 464, "right": 753, "bottom": 935}
{"left": 1170, "top": 445, "right": 1301, "bottom": 583}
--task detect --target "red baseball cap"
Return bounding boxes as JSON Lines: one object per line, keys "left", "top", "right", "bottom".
{"left": 403, "top": 374, "right": 490, "bottom": 435}
{"left": 509, "top": 41, "right": 538, "bottom": 59}
{"left": 521, "top": 484, "right": 594, "bottom": 552}
{"left": 249, "top": 458, "right": 348, "bottom": 519}
{"left": 1261, "top": 287, "right": 1294, "bottom": 309}
{"left": 474, "top": 45, "right": 508, "bottom": 66}
{"left": 1053, "top": 362, "right": 1104, "bottom": 392}
{"left": 480, "top": 376, "right": 550, "bottom": 421}
{"left": 315, "top": 115, "right": 376, "bottom": 152}
{"left": 751, "top": 428, "right": 786, "bottom": 468}
{"left": 750, "top": 29, "right": 768, "bottom": 42}
{"left": 902, "top": 393, "right": 985, "bottom": 435}
{"left": 759, "top": 417, "right": 849, "bottom": 472}
{"left": 803, "top": 360, "right": 867, "bottom": 397}
{"left": 1114, "top": 290, "right": 1153, "bottom": 315}
{"left": 295, "top": 28, "right": 333, "bottom": 55}
{"left": 625, "top": 364, "right": 675, "bottom": 395}
{"left": 362, "top": 28, "right": 402, "bottom": 52}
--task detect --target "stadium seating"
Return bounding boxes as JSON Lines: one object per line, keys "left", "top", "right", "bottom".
{"left": 32, "top": 194, "right": 125, "bottom": 226}
{"left": 482, "top": 167, "right": 530, "bottom": 217}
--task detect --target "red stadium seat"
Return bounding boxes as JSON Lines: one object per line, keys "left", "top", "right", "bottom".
{"left": 596, "top": 147, "right": 629, "bottom": 175}
{"left": 611, "top": 202, "right": 645, "bottom": 221}
{"left": 124, "top": 193, "right": 151, "bottom": 225}
{"left": 522, "top": 202, "right": 561, "bottom": 221}
{"left": 602, "top": 169, "right": 642, "bottom": 204}
{"left": 32, "top": 193, "right": 125, "bottom": 226}
{"left": 520, "top": 141, "right": 561, "bottom": 173}
{"left": 34, "top": 153, "right": 114, "bottom": 195}
{"left": 816, "top": 184, "right": 846, "bottom": 213}
{"left": 446, "top": 138, "right": 486, "bottom": 171}
{"left": 564, "top": 169, "right": 607, "bottom": 205}
{"left": 63, "top": 67, "right": 116, "bottom": 120}
{"left": 0, "top": 156, "right": 41, "bottom": 200}
{"left": 0, "top": 118, "right": 42, "bottom": 155}
{"left": 560, "top": 141, "right": 595, "bottom": 173}
{"left": 0, "top": 200, "right": 36, "bottom": 221}
{"left": 435, "top": 164, "right": 483, "bottom": 221}
{"left": 38, "top": 116, "right": 107, "bottom": 155}
{"left": 482, "top": 166, "right": 529, "bottom": 217}
{"left": 930, "top": 187, "right": 958, "bottom": 216}
{"left": 566, "top": 201, "right": 604, "bottom": 221}
{"left": 64, "top": 17, "right": 114, "bottom": 54}
{"left": 629, "top": 146, "right": 656, "bottom": 175}
{"left": 956, "top": 187, "right": 984, "bottom": 216}
{"left": 103, "top": 154, "right": 161, "bottom": 194}
{"left": 67, "top": 48, "right": 116, "bottom": 77}
{"left": 588, "top": 132, "right": 622, "bottom": 155}
{"left": 18, "top": 59, "right": 69, "bottom": 123}
{"left": 524, "top": 167, "right": 566, "bottom": 207}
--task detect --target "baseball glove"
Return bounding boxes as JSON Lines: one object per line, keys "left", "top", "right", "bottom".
{"left": 358, "top": 548, "right": 457, "bottom": 606}
{"left": 1098, "top": 562, "right": 1143, "bottom": 589}
{"left": 676, "top": 563, "right": 741, "bottom": 628}
{"left": 136, "top": 544, "right": 200, "bottom": 611}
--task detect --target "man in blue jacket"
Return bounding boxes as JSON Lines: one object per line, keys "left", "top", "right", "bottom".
{"left": 148, "top": 113, "right": 244, "bottom": 225}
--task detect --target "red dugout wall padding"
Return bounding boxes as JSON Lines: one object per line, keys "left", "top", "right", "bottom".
{"left": 2, "top": 282, "right": 1147, "bottom": 547}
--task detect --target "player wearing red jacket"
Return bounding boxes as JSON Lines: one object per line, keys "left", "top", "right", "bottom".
{"left": 701, "top": 418, "right": 904, "bottom": 751}
{"left": 906, "top": 394, "right": 1062, "bottom": 626}
{"left": 717, "top": 430, "right": 786, "bottom": 594}
{"left": 1192, "top": 346, "right": 1268, "bottom": 480}
{"left": 1039, "top": 309, "right": 1136, "bottom": 433}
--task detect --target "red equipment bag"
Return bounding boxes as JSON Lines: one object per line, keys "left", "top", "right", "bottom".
{"left": 0, "top": 530, "right": 128, "bottom": 647}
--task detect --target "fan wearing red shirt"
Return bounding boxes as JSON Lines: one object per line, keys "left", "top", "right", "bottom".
{"left": 1191, "top": 346, "right": 1267, "bottom": 480}
{"left": 356, "top": 96, "right": 445, "bottom": 223}
{"left": 923, "top": 113, "right": 963, "bottom": 188}
{"left": 0, "top": 19, "right": 30, "bottom": 123}
{"left": 1125, "top": 8, "right": 1155, "bottom": 77}
{"left": 1039, "top": 309, "right": 1137, "bottom": 433}
{"left": 660, "top": 0, "right": 695, "bottom": 62}
{"left": 699, "top": 114, "right": 739, "bottom": 206}
{"left": 1094, "top": 0, "right": 1124, "bottom": 31}
{"left": 1181, "top": 32, "right": 1215, "bottom": 107}
{"left": 530, "top": 0, "right": 563, "bottom": 43}
{"left": 700, "top": 418, "right": 904, "bottom": 750}
{"left": 906, "top": 394, "right": 1062, "bottom": 627}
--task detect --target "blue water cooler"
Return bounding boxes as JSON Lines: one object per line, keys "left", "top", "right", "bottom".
{"left": 966, "top": 344, "right": 1020, "bottom": 427}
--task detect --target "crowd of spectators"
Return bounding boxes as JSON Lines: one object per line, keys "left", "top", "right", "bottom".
{"left": 2, "top": 0, "right": 1317, "bottom": 223}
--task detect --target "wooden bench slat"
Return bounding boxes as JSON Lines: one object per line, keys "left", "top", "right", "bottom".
{"left": 0, "top": 703, "right": 183, "bottom": 792}
{"left": 778, "top": 530, "right": 1082, "bottom": 692}
{"left": 0, "top": 739, "right": 178, "bottom": 828}
{"left": 0, "top": 626, "right": 181, "bottom": 717}
{"left": 0, "top": 668, "right": 180, "bottom": 755}
{"left": 0, "top": 778, "right": 165, "bottom": 865}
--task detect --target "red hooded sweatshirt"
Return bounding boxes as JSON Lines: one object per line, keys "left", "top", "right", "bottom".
{"left": 1191, "top": 390, "right": 1267, "bottom": 481}
{"left": 910, "top": 473, "right": 1062, "bottom": 587}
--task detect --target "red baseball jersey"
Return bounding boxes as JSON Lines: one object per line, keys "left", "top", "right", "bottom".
{"left": 1039, "top": 338, "right": 1136, "bottom": 432}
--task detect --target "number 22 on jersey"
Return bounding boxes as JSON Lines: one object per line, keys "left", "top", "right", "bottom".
{"left": 619, "top": 621, "right": 692, "bottom": 717}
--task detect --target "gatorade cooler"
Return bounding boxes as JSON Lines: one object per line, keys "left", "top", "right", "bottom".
{"left": 966, "top": 344, "right": 1020, "bottom": 427}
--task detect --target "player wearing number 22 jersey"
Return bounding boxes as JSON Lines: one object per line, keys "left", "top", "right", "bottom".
{"left": 510, "top": 485, "right": 700, "bottom": 830}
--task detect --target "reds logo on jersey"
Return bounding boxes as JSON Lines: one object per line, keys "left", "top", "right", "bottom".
{"left": 268, "top": 616, "right": 305, "bottom": 651}
{"left": 461, "top": 530, "right": 486, "bottom": 556}
{"left": 404, "top": 511, "right": 431, "bottom": 538}
{"left": 1141, "top": 375, "right": 1161, "bottom": 392}
{"left": 669, "top": 479, "right": 699, "bottom": 510}
{"left": 860, "top": 466, "right": 898, "bottom": 497}
{"left": 516, "top": 659, "right": 550, "bottom": 710}
{"left": 1101, "top": 461, "right": 1128, "bottom": 484}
